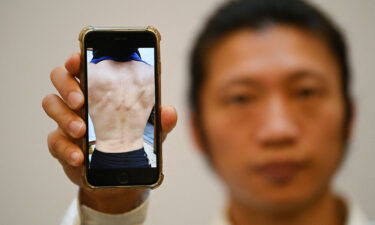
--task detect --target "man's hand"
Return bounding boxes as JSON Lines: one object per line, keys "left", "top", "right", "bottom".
{"left": 42, "top": 53, "right": 177, "bottom": 214}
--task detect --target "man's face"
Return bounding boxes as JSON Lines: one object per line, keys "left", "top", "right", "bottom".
{"left": 197, "top": 25, "right": 347, "bottom": 211}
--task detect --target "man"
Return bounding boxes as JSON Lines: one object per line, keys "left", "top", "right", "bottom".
{"left": 42, "top": 0, "right": 373, "bottom": 224}
{"left": 88, "top": 47, "right": 154, "bottom": 168}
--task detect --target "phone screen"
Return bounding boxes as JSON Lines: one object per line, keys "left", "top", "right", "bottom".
{"left": 83, "top": 30, "right": 161, "bottom": 186}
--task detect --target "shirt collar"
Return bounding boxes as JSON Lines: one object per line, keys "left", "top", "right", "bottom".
{"left": 213, "top": 194, "right": 372, "bottom": 225}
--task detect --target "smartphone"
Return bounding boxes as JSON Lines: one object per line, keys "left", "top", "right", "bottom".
{"left": 78, "top": 26, "right": 162, "bottom": 188}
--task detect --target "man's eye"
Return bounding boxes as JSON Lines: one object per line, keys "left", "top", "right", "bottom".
{"left": 229, "top": 95, "right": 254, "bottom": 104}
{"left": 296, "top": 88, "right": 319, "bottom": 98}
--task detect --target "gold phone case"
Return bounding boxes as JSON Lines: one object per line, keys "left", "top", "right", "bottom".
{"left": 78, "top": 26, "right": 163, "bottom": 190}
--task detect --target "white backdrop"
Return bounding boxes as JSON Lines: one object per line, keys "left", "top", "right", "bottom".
{"left": 0, "top": 0, "right": 374, "bottom": 224}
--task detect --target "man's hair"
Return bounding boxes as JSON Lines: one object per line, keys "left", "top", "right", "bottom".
{"left": 189, "top": 0, "right": 352, "bottom": 132}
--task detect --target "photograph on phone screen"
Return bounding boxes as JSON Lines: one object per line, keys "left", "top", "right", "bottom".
{"left": 86, "top": 46, "right": 156, "bottom": 169}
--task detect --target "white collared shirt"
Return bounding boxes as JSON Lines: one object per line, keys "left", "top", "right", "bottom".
{"left": 60, "top": 193, "right": 373, "bottom": 225}
{"left": 212, "top": 195, "right": 374, "bottom": 225}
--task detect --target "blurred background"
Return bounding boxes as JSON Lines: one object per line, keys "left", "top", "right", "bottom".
{"left": 0, "top": 0, "right": 374, "bottom": 224}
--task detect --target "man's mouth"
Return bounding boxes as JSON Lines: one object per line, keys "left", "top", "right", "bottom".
{"left": 254, "top": 160, "right": 306, "bottom": 183}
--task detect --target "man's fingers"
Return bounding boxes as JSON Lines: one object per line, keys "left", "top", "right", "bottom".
{"left": 42, "top": 94, "right": 86, "bottom": 138}
{"left": 47, "top": 128, "right": 84, "bottom": 167}
{"left": 65, "top": 53, "right": 81, "bottom": 77}
{"left": 48, "top": 128, "right": 84, "bottom": 187}
{"left": 161, "top": 105, "right": 177, "bottom": 142}
{"left": 50, "top": 66, "right": 84, "bottom": 110}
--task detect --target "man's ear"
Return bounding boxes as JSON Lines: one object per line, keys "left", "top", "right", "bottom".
{"left": 189, "top": 112, "right": 205, "bottom": 153}
{"left": 346, "top": 100, "right": 356, "bottom": 140}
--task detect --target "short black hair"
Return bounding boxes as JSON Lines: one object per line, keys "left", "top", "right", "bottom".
{"left": 189, "top": 0, "right": 352, "bottom": 129}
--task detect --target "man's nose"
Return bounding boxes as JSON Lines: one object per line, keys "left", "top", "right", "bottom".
{"left": 257, "top": 97, "right": 299, "bottom": 149}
